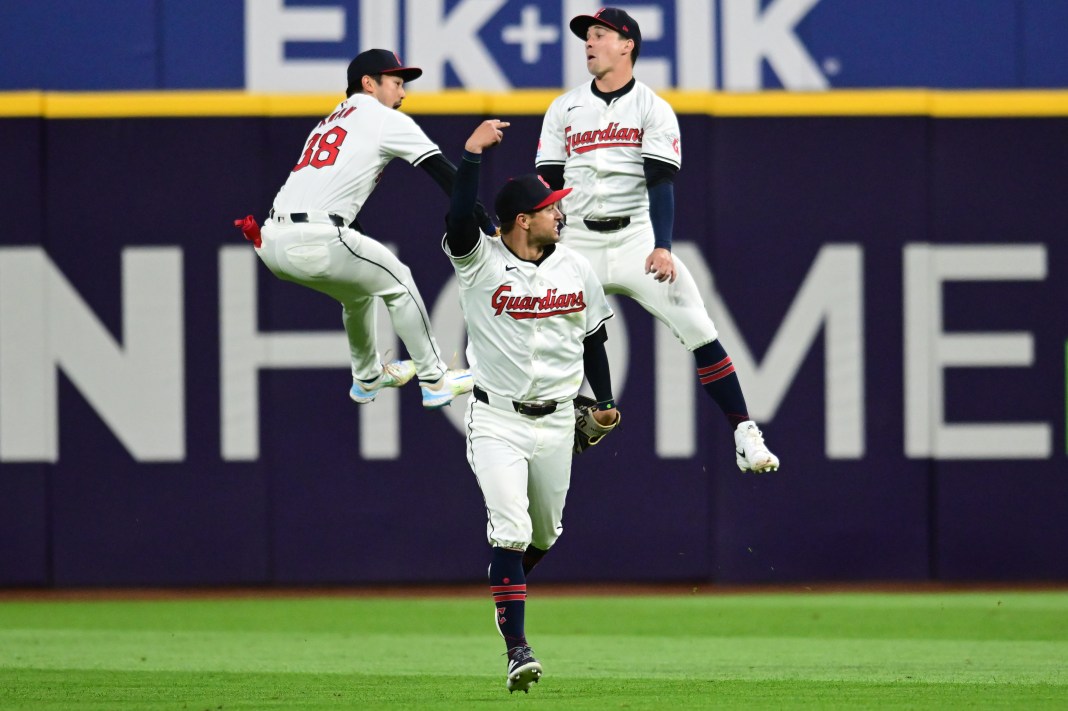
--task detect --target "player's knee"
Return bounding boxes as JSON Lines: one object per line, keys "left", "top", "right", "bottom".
{"left": 683, "top": 323, "right": 719, "bottom": 351}
{"left": 391, "top": 262, "right": 414, "bottom": 283}
{"left": 531, "top": 528, "right": 561, "bottom": 551}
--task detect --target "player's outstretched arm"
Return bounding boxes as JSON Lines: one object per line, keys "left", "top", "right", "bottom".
{"left": 422, "top": 152, "right": 500, "bottom": 236}
{"left": 444, "top": 120, "right": 510, "bottom": 257}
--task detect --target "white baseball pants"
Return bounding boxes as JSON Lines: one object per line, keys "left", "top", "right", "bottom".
{"left": 562, "top": 215, "right": 718, "bottom": 350}
{"left": 464, "top": 397, "right": 574, "bottom": 551}
{"left": 257, "top": 217, "right": 448, "bottom": 383}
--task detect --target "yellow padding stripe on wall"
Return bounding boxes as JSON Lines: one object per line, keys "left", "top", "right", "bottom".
{"left": 3, "top": 90, "right": 1068, "bottom": 118}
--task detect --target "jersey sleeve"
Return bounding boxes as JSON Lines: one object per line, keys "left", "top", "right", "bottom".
{"left": 579, "top": 257, "right": 613, "bottom": 336}
{"left": 443, "top": 232, "right": 493, "bottom": 287}
{"left": 382, "top": 111, "right": 442, "bottom": 166}
{"left": 640, "top": 96, "right": 682, "bottom": 169}
{"left": 535, "top": 96, "right": 568, "bottom": 167}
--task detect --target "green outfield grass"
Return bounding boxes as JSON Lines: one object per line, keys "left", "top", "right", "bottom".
{"left": 0, "top": 589, "right": 1065, "bottom": 709}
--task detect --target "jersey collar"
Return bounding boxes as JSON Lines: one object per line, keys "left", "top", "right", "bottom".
{"left": 590, "top": 77, "right": 636, "bottom": 105}
{"left": 504, "top": 240, "right": 557, "bottom": 266}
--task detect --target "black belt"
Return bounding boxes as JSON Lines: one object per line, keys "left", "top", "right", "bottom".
{"left": 583, "top": 216, "right": 631, "bottom": 232}
{"left": 473, "top": 385, "right": 559, "bottom": 417}
{"left": 270, "top": 209, "right": 345, "bottom": 227}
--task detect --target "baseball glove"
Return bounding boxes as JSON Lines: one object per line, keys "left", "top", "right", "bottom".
{"left": 574, "top": 395, "right": 621, "bottom": 454}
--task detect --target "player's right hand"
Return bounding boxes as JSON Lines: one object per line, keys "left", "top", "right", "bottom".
{"left": 465, "top": 119, "right": 510, "bottom": 154}
{"left": 645, "top": 248, "right": 677, "bottom": 283}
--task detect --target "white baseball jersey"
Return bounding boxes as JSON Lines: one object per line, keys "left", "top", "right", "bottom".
{"left": 271, "top": 94, "right": 441, "bottom": 224}
{"left": 535, "top": 79, "right": 681, "bottom": 219}
{"left": 536, "top": 80, "right": 718, "bottom": 351}
{"left": 257, "top": 93, "right": 452, "bottom": 386}
{"left": 445, "top": 231, "right": 612, "bottom": 551}
{"left": 445, "top": 236, "right": 613, "bottom": 403}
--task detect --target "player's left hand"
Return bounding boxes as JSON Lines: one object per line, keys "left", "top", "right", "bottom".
{"left": 645, "top": 248, "right": 676, "bottom": 283}
{"left": 574, "top": 396, "right": 621, "bottom": 454}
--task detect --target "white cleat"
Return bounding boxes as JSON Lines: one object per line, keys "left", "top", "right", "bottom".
{"left": 348, "top": 360, "right": 416, "bottom": 404}
{"left": 420, "top": 369, "right": 474, "bottom": 410}
{"left": 735, "top": 421, "right": 780, "bottom": 473}
{"left": 506, "top": 646, "right": 543, "bottom": 694}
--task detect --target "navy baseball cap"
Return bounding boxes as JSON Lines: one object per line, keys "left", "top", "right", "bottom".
{"left": 570, "top": 7, "right": 642, "bottom": 59}
{"left": 495, "top": 174, "right": 572, "bottom": 224}
{"left": 346, "top": 49, "right": 422, "bottom": 94}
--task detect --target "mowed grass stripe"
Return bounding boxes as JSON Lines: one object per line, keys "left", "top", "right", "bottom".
{"left": 1, "top": 669, "right": 1065, "bottom": 710}
{"left": 0, "top": 628, "right": 1065, "bottom": 684}
{"left": 0, "top": 592, "right": 1065, "bottom": 709}
{"left": 0, "top": 592, "right": 1063, "bottom": 639}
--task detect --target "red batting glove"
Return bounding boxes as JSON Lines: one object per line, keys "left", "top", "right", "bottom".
{"left": 234, "top": 215, "right": 262, "bottom": 248}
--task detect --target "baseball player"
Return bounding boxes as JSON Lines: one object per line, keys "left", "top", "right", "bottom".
{"left": 536, "top": 8, "right": 780, "bottom": 471}
{"left": 444, "top": 120, "right": 619, "bottom": 693}
{"left": 249, "top": 49, "right": 479, "bottom": 408}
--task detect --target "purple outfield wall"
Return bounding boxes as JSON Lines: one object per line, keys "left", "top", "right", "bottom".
{"left": 0, "top": 113, "right": 1065, "bottom": 587}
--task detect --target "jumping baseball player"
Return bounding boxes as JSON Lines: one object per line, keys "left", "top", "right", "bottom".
{"left": 246, "top": 49, "right": 478, "bottom": 408}
{"left": 536, "top": 8, "right": 780, "bottom": 471}
{"left": 444, "top": 120, "right": 619, "bottom": 693}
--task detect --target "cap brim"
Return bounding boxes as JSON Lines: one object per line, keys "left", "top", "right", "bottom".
{"left": 383, "top": 67, "right": 422, "bottom": 82}
{"left": 569, "top": 15, "right": 622, "bottom": 41}
{"left": 532, "top": 187, "right": 572, "bottom": 211}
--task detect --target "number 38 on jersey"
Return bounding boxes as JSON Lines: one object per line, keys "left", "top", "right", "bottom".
{"left": 293, "top": 126, "right": 348, "bottom": 171}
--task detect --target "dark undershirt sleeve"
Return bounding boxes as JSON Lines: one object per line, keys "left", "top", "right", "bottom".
{"left": 423, "top": 154, "right": 497, "bottom": 235}
{"left": 444, "top": 150, "right": 483, "bottom": 258}
{"left": 645, "top": 158, "right": 679, "bottom": 251}
{"left": 582, "top": 325, "right": 614, "bottom": 404}
{"left": 420, "top": 153, "right": 456, "bottom": 192}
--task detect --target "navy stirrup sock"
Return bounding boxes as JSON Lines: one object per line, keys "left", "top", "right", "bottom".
{"left": 694, "top": 340, "right": 750, "bottom": 430}
{"left": 490, "top": 547, "right": 527, "bottom": 651}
